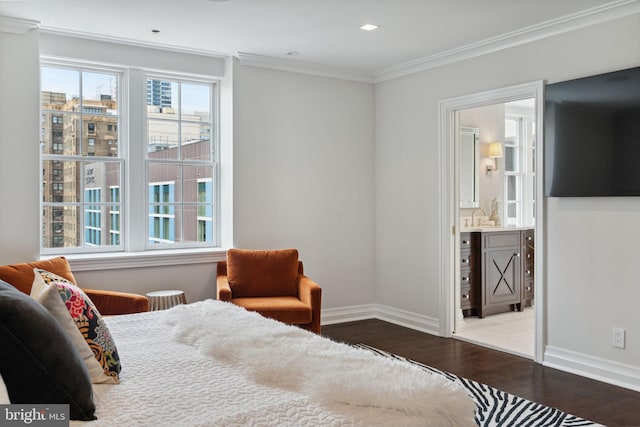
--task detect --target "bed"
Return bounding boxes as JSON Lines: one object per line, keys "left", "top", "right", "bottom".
{"left": 66, "top": 299, "right": 476, "bottom": 426}
{"left": 0, "top": 266, "right": 475, "bottom": 427}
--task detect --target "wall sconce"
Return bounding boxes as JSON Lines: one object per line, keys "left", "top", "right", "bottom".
{"left": 486, "top": 142, "right": 503, "bottom": 175}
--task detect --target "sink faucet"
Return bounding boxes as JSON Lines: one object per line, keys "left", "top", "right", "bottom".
{"left": 471, "top": 207, "right": 488, "bottom": 227}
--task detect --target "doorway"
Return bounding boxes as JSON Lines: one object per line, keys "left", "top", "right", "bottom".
{"left": 438, "top": 81, "right": 544, "bottom": 362}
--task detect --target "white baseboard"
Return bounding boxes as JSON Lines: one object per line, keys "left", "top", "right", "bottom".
{"left": 544, "top": 345, "right": 640, "bottom": 392}
{"left": 321, "top": 304, "right": 378, "bottom": 325}
{"left": 322, "top": 304, "right": 440, "bottom": 336}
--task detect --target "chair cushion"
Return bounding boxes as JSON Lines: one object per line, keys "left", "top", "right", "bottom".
{"left": 0, "top": 257, "right": 76, "bottom": 295}
{"left": 232, "top": 296, "right": 312, "bottom": 324}
{"left": 227, "top": 249, "right": 299, "bottom": 297}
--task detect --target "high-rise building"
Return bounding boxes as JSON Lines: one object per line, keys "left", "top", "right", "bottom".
{"left": 41, "top": 92, "right": 119, "bottom": 248}
{"left": 146, "top": 79, "right": 172, "bottom": 108}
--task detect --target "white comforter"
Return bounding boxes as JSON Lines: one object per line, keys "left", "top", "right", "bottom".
{"left": 73, "top": 300, "right": 475, "bottom": 426}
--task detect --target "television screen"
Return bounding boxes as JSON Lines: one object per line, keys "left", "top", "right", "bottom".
{"left": 544, "top": 66, "right": 640, "bottom": 197}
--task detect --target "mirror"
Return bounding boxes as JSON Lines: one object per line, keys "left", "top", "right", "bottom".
{"left": 459, "top": 126, "right": 479, "bottom": 208}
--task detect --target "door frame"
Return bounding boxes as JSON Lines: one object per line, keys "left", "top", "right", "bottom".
{"left": 438, "top": 81, "right": 545, "bottom": 362}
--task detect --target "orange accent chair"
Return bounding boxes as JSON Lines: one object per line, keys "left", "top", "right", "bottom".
{"left": 0, "top": 257, "right": 149, "bottom": 315}
{"left": 216, "top": 248, "right": 322, "bottom": 334}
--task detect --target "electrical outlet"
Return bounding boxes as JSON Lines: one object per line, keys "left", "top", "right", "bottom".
{"left": 612, "top": 327, "right": 626, "bottom": 349}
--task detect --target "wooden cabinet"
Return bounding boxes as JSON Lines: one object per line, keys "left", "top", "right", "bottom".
{"left": 481, "top": 231, "right": 521, "bottom": 317}
{"left": 460, "top": 232, "right": 480, "bottom": 316}
{"left": 460, "top": 228, "right": 534, "bottom": 318}
{"left": 522, "top": 229, "right": 535, "bottom": 307}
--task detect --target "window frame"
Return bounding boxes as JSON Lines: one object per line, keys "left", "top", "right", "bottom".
{"left": 503, "top": 114, "right": 535, "bottom": 227}
{"left": 40, "top": 60, "right": 125, "bottom": 255}
{"left": 39, "top": 59, "right": 222, "bottom": 260}
{"left": 503, "top": 116, "right": 523, "bottom": 226}
{"left": 144, "top": 73, "right": 220, "bottom": 250}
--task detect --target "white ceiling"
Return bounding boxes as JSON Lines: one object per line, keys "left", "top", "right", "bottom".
{"left": 0, "top": 0, "right": 637, "bottom": 77}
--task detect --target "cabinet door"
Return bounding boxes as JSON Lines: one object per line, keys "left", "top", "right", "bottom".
{"left": 484, "top": 248, "right": 521, "bottom": 306}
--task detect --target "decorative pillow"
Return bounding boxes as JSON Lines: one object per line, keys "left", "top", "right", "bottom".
{"left": 0, "top": 280, "right": 96, "bottom": 420}
{"left": 226, "top": 248, "right": 300, "bottom": 297}
{"left": 34, "top": 269, "right": 122, "bottom": 383}
{"left": 31, "top": 270, "right": 118, "bottom": 384}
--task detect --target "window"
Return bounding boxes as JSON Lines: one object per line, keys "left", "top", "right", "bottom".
{"left": 41, "top": 65, "right": 121, "bottom": 251}
{"left": 84, "top": 188, "right": 102, "bottom": 246}
{"left": 503, "top": 107, "right": 536, "bottom": 227}
{"left": 146, "top": 77, "right": 215, "bottom": 247}
{"left": 503, "top": 118, "right": 522, "bottom": 226}
{"left": 148, "top": 182, "right": 175, "bottom": 244}
{"left": 40, "top": 63, "right": 219, "bottom": 256}
{"left": 109, "top": 186, "right": 120, "bottom": 246}
{"left": 197, "top": 179, "right": 213, "bottom": 242}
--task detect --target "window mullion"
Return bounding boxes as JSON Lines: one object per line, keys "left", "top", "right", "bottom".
{"left": 127, "top": 68, "right": 147, "bottom": 252}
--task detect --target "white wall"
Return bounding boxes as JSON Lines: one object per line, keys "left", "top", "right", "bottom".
{"left": 375, "top": 13, "right": 640, "bottom": 386}
{"left": 0, "top": 25, "right": 40, "bottom": 263}
{"left": 232, "top": 63, "right": 376, "bottom": 309}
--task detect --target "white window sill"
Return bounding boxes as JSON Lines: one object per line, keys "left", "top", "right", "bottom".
{"left": 42, "top": 248, "right": 228, "bottom": 272}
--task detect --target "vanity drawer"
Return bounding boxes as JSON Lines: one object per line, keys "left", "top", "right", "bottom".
{"left": 522, "top": 229, "right": 534, "bottom": 249}
{"left": 460, "top": 284, "right": 477, "bottom": 309}
{"left": 483, "top": 231, "right": 521, "bottom": 249}
{"left": 460, "top": 232, "right": 479, "bottom": 250}
{"left": 460, "top": 249, "right": 477, "bottom": 271}
{"left": 524, "top": 279, "right": 534, "bottom": 300}
{"left": 525, "top": 250, "right": 534, "bottom": 263}
{"left": 523, "top": 264, "right": 534, "bottom": 280}
{"left": 460, "top": 269, "right": 475, "bottom": 286}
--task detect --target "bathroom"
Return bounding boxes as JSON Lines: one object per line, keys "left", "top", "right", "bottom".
{"left": 455, "top": 98, "right": 536, "bottom": 358}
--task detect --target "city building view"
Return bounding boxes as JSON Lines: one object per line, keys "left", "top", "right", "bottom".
{"left": 41, "top": 70, "right": 214, "bottom": 250}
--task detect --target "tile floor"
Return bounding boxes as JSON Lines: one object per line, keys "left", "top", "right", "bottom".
{"left": 454, "top": 307, "right": 534, "bottom": 358}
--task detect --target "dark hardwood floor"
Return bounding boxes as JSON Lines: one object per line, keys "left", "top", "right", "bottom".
{"left": 322, "top": 319, "right": 640, "bottom": 427}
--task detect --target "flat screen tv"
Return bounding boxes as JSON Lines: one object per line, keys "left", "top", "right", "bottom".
{"left": 544, "top": 66, "right": 640, "bottom": 197}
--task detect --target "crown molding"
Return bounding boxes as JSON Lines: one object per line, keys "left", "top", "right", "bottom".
{"left": 232, "top": 0, "right": 639, "bottom": 84}
{"left": 236, "top": 52, "right": 375, "bottom": 83}
{"left": 40, "top": 26, "right": 229, "bottom": 59}
{"left": 374, "top": 0, "right": 640, "bottom": 83}
{"left": 0, "top": 16, "right": 39, "bottom": 35}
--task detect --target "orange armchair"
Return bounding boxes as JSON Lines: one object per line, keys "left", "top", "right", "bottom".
{"left": 0, "top": 257, "right": 148, "bottom": 315}
{"left": 217, "top": 248, "right": 322, "bottom": 334}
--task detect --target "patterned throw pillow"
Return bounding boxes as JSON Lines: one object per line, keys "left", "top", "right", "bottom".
{"left": 31, "top": 271, "right": 117, "bottom": 384}
{"left": 34, "top": 269, "right": 121, "bottom": 383}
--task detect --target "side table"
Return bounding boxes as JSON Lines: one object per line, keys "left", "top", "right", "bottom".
{"left": 146, "top": 290, "right": 187, "bottom": 311}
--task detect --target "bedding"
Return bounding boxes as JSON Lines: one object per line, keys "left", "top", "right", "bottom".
{"left": 72, "top": 300, "right": 476, "bottom": 426}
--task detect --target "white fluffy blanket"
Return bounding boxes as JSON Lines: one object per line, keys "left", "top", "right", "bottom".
{"left": 165, "top": 300, "right": 476, "bottom": 426}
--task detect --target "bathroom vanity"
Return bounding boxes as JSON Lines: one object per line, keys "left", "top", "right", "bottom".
{"left": 460, "top": 227, "right": 534, "bottom": 318}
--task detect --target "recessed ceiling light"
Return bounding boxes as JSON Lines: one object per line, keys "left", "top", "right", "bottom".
{"left": 360, "top": 24, "right": 379, "bottom": 31}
